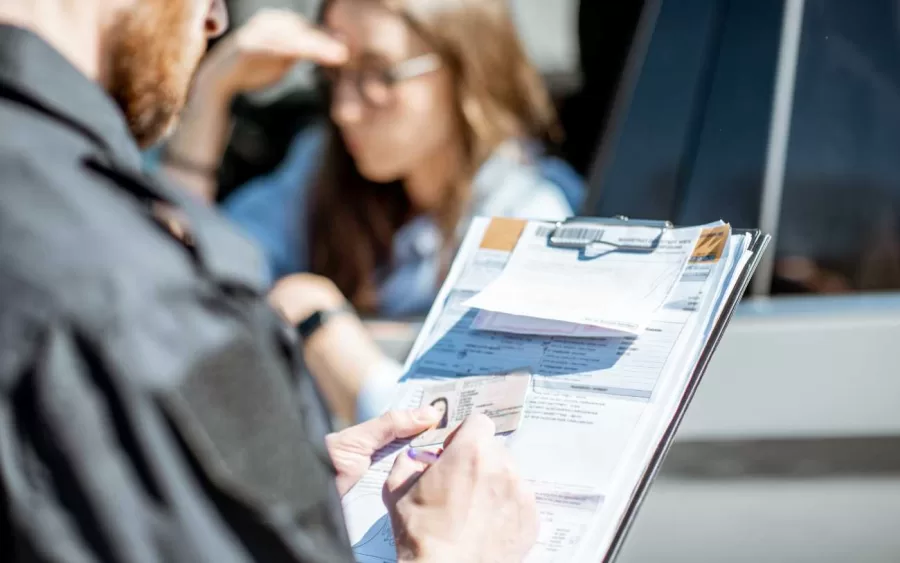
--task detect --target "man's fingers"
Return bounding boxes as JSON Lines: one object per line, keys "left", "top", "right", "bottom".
{"left": 442, "top": 412, "right": 496, "bottom": 451}
{"left": 383, "top": 450, "right": 426, "bottom": 504}
{"left": 388, "top": 407, "right": 443, "bottom": 439}
{"left": 440, "top": 423, "right": 464, "bottom": 449}
{"left": 411, "top": 414, "right": 498, "bottom": 500}
{"left": 354, "top": 407, "right": 442, "bottom": 451}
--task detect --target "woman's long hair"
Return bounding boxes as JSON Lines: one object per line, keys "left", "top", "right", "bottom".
{"left": 308, "top": 0, "right": 559, "bottom": 313}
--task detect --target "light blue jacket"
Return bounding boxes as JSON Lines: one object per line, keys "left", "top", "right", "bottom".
{"left": 145, "top": 126, "right": 583, "bottom": 421}
{"left": 222, "top": 126, "right": 582, "bottom": 318}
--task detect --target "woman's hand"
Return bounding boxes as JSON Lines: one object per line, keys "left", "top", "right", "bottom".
{"left": 268, "top": 273, "right": 348, "bottom": 325}
{"left": 269, "top": 273, "right": 391, "bottom": 424}
{"left": 194, "top": 9, "right": 348, "bottom": 102}
{"left": 161, "top": 11, "right": 347, "bottom": 202}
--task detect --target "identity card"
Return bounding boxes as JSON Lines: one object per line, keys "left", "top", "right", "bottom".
{"left": 410, "top": 370, "right": 532, "bottom": 447}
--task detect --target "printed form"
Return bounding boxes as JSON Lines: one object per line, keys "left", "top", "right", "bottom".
{"left": 342, "top": 217, "right": 751, "bottom": 563}
{"left": 465, "top": 222, "right": 703, "bottom": 332}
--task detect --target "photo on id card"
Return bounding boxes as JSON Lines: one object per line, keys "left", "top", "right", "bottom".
{"left": 411, "top": 370, "right": 532, "bottom": 447}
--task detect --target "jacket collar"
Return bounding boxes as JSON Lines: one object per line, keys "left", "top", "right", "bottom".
{"left": 0, "top": 24, "right": 142, "bottom": 170}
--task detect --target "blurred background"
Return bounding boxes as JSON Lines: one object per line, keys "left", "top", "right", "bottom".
{"left": 213, "top": 0, "right": 900, "bottom": 560}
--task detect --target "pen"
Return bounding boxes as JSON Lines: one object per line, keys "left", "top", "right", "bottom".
{"left": 407, "top": 448, "right": 442, "bottom": 465}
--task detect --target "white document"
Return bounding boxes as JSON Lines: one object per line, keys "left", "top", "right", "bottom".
{"left": 342, "top": 217, "right": 759, "bottom": 563}
{"left": 464, "top": 222, "right": 703, "bottom": 332}
{"left": 471, "top": 310, "right": 630, "bottom": 338}
{"left": 572, "top": 233, "right": 749, "bottom": 561}
{"left": 470, "top": 222, "right": 732, "bottom": 338}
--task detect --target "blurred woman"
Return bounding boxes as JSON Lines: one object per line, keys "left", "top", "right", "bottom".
{"left": 159, "top": 1, "right": 581, "bottom": 422}
{"left": 162, "top": 0, "right": 579, "bottom": 319}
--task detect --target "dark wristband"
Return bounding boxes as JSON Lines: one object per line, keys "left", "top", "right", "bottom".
{"left": 296, "top": 302, "right": 356, "bottom": 340}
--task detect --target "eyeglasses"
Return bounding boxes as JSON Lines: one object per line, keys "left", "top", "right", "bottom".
{"left": 318, "top": 53, "right": 443, "bottom": 107}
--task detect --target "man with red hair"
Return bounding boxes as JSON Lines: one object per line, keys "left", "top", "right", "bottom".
{"left": 0, "top": 1, "right": 538, "bottom": 561}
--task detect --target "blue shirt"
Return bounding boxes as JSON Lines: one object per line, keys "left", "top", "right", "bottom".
{"left": 222, "top": 125, "right": 583, "bottom": 318}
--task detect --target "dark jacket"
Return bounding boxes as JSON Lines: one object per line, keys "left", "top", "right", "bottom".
{"left": 0, "top": 24, "right": 353, "bottom": 563}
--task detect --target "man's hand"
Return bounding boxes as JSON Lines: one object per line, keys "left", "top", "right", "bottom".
{"left": 383, "top": 414, "right": 539, "bottom": 563}
{"left": 326, "top": 407, "right": 441, "bottom": 496}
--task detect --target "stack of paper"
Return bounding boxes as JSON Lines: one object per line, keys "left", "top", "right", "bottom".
{"left": 466, "top": 221, "right": 712, "bottom": 333}
{"left": 343, "top": 216, "right": 767, "bottom": 563}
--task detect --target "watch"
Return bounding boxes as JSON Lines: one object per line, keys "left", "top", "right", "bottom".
{"left": 296, "top": 302, "right": 355, "bottom": 340}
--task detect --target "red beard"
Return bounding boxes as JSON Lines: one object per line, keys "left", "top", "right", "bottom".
{"left": 105, "top": 0, "right": 207, "bottom": 148}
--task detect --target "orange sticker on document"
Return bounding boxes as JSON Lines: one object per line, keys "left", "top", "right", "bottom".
{"left": 691, "top": 224, "right": 730, "bottom": 263}
{"left": 479, "top": 217, "right": 527, "bottom": 251}
{"left": 411, "top": 371, "right": 532, "bottom": 447}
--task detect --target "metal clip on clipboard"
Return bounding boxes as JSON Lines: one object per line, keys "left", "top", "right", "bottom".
{"left": 546, "top": 215, "right": 674, "bottom": 253}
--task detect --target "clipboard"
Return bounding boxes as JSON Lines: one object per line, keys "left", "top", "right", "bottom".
{"left": 545, "top": 215, "right": 673, "bottom": 252}
{"left": 536, "top": 215, "right": 769, "bottom": 560}
{"left": 579, "top": 219, "right": 770, "bottom": 563}
{"left": 345, "top": 214, "right": 770, "bottom": 563}
{"left": 477, "top": 214, "right": 769, "bottom": 560}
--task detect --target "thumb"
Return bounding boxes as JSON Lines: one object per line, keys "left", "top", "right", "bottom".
{"left": 359, "top": 407, "right": 442, "bottom": 450}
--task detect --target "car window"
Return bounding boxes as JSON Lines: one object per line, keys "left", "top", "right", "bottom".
{"left": 585, "top": 0, "right": 900, "bottom": 296}
{"left": 773, "top": 0, "right": 900, "bottom": 294}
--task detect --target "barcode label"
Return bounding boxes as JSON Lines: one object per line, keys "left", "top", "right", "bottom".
{"left": 551, "top": 226, "right": 604, "bottom": 243}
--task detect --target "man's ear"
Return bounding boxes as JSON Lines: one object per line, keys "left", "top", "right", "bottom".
{"left": 206, "top": 0, "right": 229, "bottom": 39}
